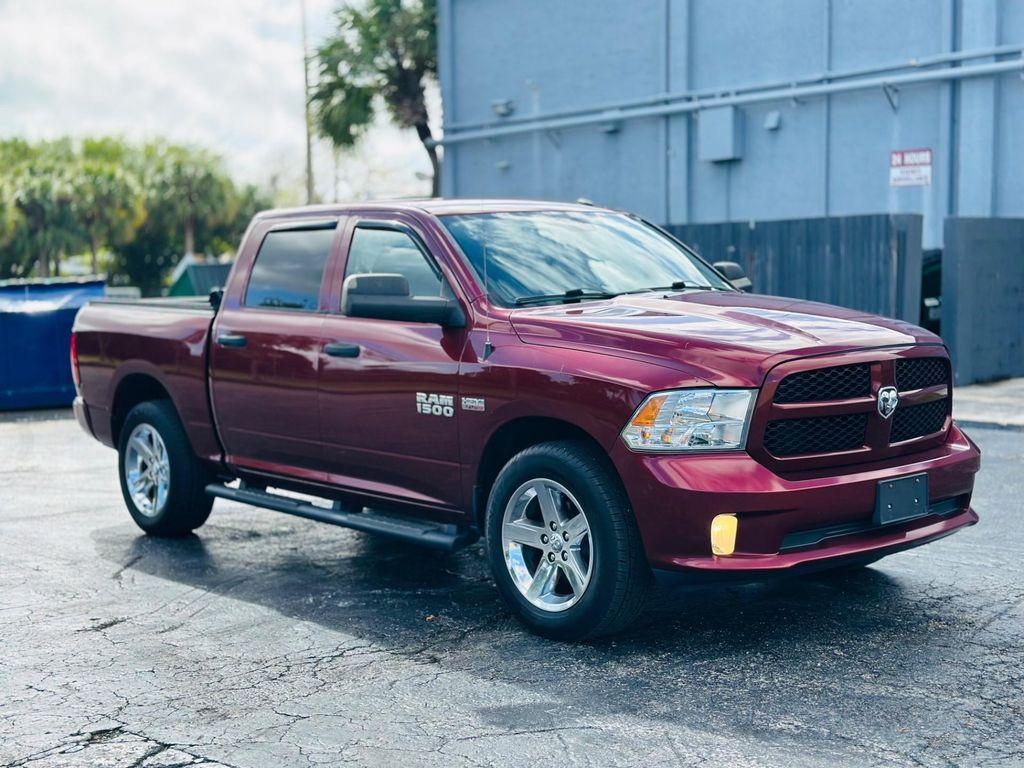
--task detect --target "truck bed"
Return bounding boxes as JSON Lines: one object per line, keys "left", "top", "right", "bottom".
{"left": 95, "top": 296, "right": 215, "bottom": 312}
{"left": 72, "top": 297, "right": 222, "bottom": 463}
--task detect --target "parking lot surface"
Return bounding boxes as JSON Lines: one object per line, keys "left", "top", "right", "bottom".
{"left": 2, "top": 413, "right": 1022, "bottom": 767}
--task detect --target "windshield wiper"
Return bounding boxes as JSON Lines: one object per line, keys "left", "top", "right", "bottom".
{"left": 513, "top": 288, "right": 620, "bottom": 306}
{"left": 645, "top": 280, "right": 717, "bottom": 292}
{"left": 513, "top": 280, "right": 719, "bottom": 306}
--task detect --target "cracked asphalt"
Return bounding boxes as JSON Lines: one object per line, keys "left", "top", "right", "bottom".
{"left": 2, "top": 412, "right": 1022, "bottom": 767}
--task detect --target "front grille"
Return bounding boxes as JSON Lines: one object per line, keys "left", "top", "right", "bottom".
{"left": 890, "top": 398, "right": 949, "bottom": 443}
{"left": 757, "top": 353, "right": 953, "bottom": 467}
{"left": 896, "top": 357, "right": 948, "bottom": 391}
{"left": 774, "top": 364, "right": 871, "bottom": 404}
{"left": 764, "top": 413, "right": 869, "bottom": 457}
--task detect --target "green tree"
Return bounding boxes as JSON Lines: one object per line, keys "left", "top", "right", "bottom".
{"left": 111, "top": 142, "right": 241, "bottom": 295}
{"left": 0, "top": 177, "right": 21, "bottom": 253}
{"left": 0, "top": 137, "right": 36, "bottom": 168}
{"left": 9, "top": 159, "right": 82, "bottom": 277}
{"left": 0, "top": 139, "right": 75, "bottom": 278}
{"left": 312, "top": 0, "right": 439, "bottom": 195}
{"left": 0, "top": 136, "right": 269, "bottom": 291}
{"left": 147, "top": 143, "right": 233, "bottom": 256}
{"left": 198, "top": 182, "right": 274, "bottom": 256}
{"left": 112, "top": 214, "right": 179, "bottom": 296}
{"left": 72, "top": 160, "right": 146, "bottom": 274}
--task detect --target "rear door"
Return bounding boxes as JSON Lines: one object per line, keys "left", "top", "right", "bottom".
{"left": 317, "top": 216, "right": 469, "bottom": 510}
{"left": 210, "top": 218, "right": 342, "bottom": 475}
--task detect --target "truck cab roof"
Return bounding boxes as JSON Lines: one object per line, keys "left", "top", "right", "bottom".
{"left": 253, "top": 198, "right": 611, "bottom": 221}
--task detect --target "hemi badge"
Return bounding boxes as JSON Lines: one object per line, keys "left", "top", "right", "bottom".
{"left": 461, "top": 397, "right": 486, "bottom": 412}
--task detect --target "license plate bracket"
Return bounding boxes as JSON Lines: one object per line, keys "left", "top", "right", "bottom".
{"left": 875, "top": 473, "right": 929, "bottom": 526}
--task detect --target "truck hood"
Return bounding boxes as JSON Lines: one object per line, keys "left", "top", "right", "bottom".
{"left": 510, "top": 291, "right": 940, "bottom": 388}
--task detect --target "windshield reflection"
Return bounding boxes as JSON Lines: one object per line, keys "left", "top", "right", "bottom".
{"left": 440, "top": 211, "right": 729, "bottom": 305}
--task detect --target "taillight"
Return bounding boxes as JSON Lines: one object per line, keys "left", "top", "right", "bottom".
{"left": 70, "top": 332, "right": 81, "bottom": 389}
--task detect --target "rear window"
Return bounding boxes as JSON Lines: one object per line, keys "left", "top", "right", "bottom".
{"left": 245, "top": 226, "right": 335, "bottom": 311}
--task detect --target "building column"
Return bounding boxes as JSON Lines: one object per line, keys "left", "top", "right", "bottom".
{"left": 956, "top": 0, "right": 999, "bottom": 216}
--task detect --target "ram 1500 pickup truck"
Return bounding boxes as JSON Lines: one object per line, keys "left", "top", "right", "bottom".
{"left": 72, "top": 199, "right": 981, "bottom": 639}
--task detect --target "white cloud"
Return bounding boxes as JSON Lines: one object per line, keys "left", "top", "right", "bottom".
{"left": 0, "top": 0, "right": 435, "bottom": 201}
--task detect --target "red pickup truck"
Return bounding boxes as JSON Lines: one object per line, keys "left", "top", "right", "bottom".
{"left": 72, "top": 199, "right": 980, "bottom": 639}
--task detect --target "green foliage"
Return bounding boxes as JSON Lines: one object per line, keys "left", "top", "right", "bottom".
{"left": 200, "top": 183, "right": 274, "bottom": 257}
{"left": 72, "top": 160, "right": 146, "bottom": 272}
{"left": 313, "top": 0, "right": 439, "bottom": 193}
{"left": 0, "top": 177, "right": 21, "bottom": 251}
{"left": 5, "top": 149, "right": 82, "bottom": 277}
{"left": 145, "top": 143, "right": 233, "bottom": 255}
{"left": 0, "top": 137, "right": 271, "bottom": 294}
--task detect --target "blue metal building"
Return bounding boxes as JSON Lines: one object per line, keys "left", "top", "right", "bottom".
{"left": 437, "top": 0, "right": 1022, "bottom": 247}
{"left": 436, "top": 0, "right": 1024, "bottom": 383}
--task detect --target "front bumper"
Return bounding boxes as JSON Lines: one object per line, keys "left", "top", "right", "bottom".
{"left": 611, "top": 423, "right": 980, "bottom": 574}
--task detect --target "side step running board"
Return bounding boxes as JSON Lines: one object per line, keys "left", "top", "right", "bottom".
{"left": 206, "top": 483, "right": 479, "bottom": 552}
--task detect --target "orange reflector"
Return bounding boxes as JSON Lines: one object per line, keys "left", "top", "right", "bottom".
{"left": 710, "top": 514, "right": 737, "bottom": 556}
{"left": 630, "top": 394, "right": 667, "bottom": 427}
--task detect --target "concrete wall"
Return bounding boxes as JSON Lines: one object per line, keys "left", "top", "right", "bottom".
{"left": 437, "top": 0, "right": 1024, "bottom": 249}
{"left": 942, "top": 218, "right": 1024, "bottom": 384}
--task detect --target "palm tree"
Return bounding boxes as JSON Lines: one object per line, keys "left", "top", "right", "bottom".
{"left": 72, "top": 160, "right": 146, "bottom": 274}
{"left": 147, "top": 144, "right": 232, "bottom": 257}
{"left": 311, "top": 0, "right": 440, "bottom": 196}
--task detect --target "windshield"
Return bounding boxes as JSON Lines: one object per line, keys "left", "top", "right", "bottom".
{"left": 440, "top": 210, "right": 731, "bottom": 306}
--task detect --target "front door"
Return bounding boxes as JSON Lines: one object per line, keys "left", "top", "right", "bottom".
{"left": 317, "top": 218, "right": 468, "bottom": 510}
{"left": 210, "top": 219, "right": 340, "bottom": 475}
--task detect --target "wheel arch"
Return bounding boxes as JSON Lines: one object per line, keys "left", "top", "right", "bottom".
{"left": 110, "top": 373, "right": 173, "bottom": 446}
{"left": 473, "top": 416, "right": 623, "bottom": 528}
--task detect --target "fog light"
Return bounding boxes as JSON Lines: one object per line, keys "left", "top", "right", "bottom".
{"left": 710, "top": 514, "right": 737, "bottom": 556}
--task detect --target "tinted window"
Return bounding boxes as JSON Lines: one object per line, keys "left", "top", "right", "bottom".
{"left": 440, "top": 211, "right": 730, "bottom": 306}
{"left": 344, "top": 228, "right": 445, "bottom": 299}
{"left": 245, "top": 226, "right": 335, "bottom": 311}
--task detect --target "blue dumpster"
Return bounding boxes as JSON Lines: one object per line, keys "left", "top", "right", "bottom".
{"left": 0, "top": 278, "right": 105, "bottom": 410}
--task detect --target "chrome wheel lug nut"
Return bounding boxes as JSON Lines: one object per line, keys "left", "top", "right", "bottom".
{"left": 541, "top": 534, "right": 549, "bottom": 544}
{"left": 549, "top": 521, "right": 557, "bottom": 531}
{"left": 547, "top": 552, "right": 555, "bottom": 562}
{"left": 562, "top": 531, "right": 569, "bottom": 541}
{"left": 561, "top": 551, "right": 568, "bottom": 561}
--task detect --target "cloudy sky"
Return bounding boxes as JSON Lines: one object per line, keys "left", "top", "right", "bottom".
{"left": 0, "top": 0, "right": 435, "bottom": 203}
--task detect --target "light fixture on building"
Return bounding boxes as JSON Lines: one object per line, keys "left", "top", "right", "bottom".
{"left": 492, "top": 99, "right": 515, "bottom": 118}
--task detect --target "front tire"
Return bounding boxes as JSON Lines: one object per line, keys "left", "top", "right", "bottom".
{"left": 117, "top": 400, "right": 213, "bottom": 536}
{"left": 485, "top": 440, "right": 651, "bottom": 640}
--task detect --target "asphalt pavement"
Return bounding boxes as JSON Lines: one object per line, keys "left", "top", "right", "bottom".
{"left": 1, "top": 412, "right": 1022, "bottom": 767}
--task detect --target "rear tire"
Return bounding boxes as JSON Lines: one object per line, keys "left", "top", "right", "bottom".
{"left": 485, "top": 440, "right": 651, "bottom": 640}
{"left": 117, "top": 400, "right": 213, "bottom": 536}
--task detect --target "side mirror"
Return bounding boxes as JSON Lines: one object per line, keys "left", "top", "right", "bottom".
{"left": 209, "top": 287, "right": 224, "bottom": 311}
{"left": 342, "top": 273, "right": 466, "bottom": 327}
{"left": 713, "top": 261, "right": 752, "bottom": 292}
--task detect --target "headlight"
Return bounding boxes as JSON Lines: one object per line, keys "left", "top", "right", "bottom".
{"left": 621, "top": 389, "right": 755, "bottom": 452}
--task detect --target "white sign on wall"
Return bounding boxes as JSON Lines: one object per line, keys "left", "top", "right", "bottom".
{"left": 890, "top": 148, "right": 933, "bottom": 187}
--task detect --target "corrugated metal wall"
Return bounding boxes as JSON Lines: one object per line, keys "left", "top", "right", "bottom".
{"left": 437, "top": 0, "right": 1024, "bottom": 250}
{"left": 668, "top": 214, "right": 922, "bottom": 321}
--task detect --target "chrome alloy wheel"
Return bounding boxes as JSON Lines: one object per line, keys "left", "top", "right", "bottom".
{"left": 501, "top": 478, "right": 593, "bottom": 612}
{"left": 124, "top": 423, "right": 170, "bottom": 518}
